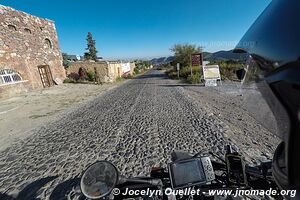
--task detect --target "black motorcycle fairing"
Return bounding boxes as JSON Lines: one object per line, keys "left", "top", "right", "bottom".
{"left": 269, "top": 78, "right": 300, "bottom": 188}
{"left": 234, "top": 0, "right": 300, "bottom": 67}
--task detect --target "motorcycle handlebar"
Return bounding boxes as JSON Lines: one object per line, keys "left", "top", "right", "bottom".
{"left": 113, "top": 162, "right": 274, "bottom": 200}
{"left": 211, "top": 159, "right": 272, "bottom": 177}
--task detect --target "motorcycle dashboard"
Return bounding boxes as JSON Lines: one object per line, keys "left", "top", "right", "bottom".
{"left": 168, "top": 157, "right": 215, "bottom": 189}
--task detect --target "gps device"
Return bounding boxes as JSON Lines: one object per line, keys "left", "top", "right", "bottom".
{"left": 168, "top": 157, "right": 215, "bottom": 189}
{"left": 225, "top": 153, "right": 247, "bottom": 185}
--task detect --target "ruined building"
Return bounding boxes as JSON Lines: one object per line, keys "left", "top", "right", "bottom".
{"left": 0, "top": 5, "right": 66, "bottom": 98}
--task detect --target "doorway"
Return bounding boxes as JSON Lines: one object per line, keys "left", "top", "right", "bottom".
{"left": 38, "top": 65, "right": 53, "bottom": 88}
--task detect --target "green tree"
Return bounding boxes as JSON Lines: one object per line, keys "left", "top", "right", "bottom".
{"left": 170, "top": 43, "right": 202, "bottom": 67}
{"left": 134, "top": 60, "right": 151, "bottom": 74}
{"left": 84, "top": 32, "right": 98, "bottom": 61}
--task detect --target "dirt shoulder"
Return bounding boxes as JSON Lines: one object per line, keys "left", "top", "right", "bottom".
{"left": 0, "top": 82, "right": 126, "bottom": 152}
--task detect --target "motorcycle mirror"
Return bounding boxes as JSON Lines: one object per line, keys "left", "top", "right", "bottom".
{"left": 80, "top": 161, "right": 119, "bottom": 199}
{"left": 236, "top": 68, "right": 246, "bottom": 80}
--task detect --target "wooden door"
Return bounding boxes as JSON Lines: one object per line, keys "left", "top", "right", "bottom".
{"left": 38, "top": 65, "right": 53, "bottom": 88}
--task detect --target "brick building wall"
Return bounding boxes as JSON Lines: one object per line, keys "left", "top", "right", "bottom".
{"left": 0, "top": 5, "right": 66, "bottom": 98}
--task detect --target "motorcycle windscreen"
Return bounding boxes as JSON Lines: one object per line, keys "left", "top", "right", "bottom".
{"left": 239, "top": 55, "right": 290, "bottom": 140}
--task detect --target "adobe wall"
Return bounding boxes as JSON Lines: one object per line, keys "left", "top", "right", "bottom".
{"left": 107, "top": 61, "right": 136, "bottom": 80}
{"left": 107, "top": 62, "right": 122, "bottom": 81}
{"left": 67, "top": 61, "right": 109, "bottom": 78}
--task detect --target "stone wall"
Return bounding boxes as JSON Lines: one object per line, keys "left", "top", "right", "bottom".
{"left": 67, "top": 61, "right": 111, "bottom": 81}
{"left": 0, "top": 5, "right": 66, "bottom": 98}
{"left": 67, "top": 61, "right": 136, "bottom": 82}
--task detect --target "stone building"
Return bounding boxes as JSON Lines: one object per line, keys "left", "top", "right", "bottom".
{"left": 67, "top": 61, "right": 136, "bottom": 82}
{"left": 0, "top": 5, "right": 66, "bottom": 98}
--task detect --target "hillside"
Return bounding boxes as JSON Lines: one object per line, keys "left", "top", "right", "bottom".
{"left": 150, "top": 50, "right": 247, "bottom": 65}
{"left": 203, "top": 50, "right": 247, "bottom": 61}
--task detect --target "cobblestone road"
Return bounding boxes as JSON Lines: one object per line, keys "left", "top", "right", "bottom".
{"left": 0, "top": 70, "right": 276, "bottom": 199}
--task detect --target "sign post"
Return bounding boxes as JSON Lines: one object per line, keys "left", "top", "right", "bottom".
{"left": 176, "top": 63, "right": 180, "bottom": 79}
{"left": 191, "top": 53, "right": 203, "bottom": 77}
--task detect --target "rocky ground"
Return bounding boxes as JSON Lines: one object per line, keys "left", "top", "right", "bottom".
{"left": 0, "top": 70, "right": 280, "bottom": 199}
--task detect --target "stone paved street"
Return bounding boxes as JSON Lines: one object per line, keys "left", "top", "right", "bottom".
{"left": 0, "top": 70, "right": 279, "bottom": 199}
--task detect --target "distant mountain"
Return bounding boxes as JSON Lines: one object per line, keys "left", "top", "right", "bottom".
{"left": 150, "top": 50, "right": 247, "bottom": 65}
{"left": 203, "top": 50, "right": 247, "bottom": 61}
{"left": 150, "top": 56, "right": 175, "bottom": 65}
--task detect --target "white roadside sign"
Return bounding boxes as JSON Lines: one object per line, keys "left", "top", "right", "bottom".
{"left": 205, "top": 79, "right": 217, "bottom": 87}
{"left": 203, "top": 65, "right": 221, "bottom": 87}
{"left": 203, "top": 65, "right": 221, "bottom": 80}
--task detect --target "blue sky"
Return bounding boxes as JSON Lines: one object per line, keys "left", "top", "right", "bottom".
{"left": 2, "top": 0, "right": 271, "bottom": 59}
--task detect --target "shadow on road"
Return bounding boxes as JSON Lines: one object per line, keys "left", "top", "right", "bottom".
{"left": 49, "top": 177, "right": 84, "bottom": 200}
{"left": 158, "top": 84, "right": 205, "bottom": 87}
{"left": 0, "top": 176, "right": 84, "bottom": 200}
{"left": 135, "top": 72, "right": 169, "bottom": 80}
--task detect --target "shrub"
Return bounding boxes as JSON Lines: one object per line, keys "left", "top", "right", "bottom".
{"left": 134, "top": 60, "right": 151, "bottom": 75}
{"left": 165, "top": 68, "right": 175, "bottom": 74}
{"left": 168, "top": 71, "right": 179, "bottom": 79}
{"left": 209, "top": 60, "right": 244, "bottom": 80}
{"left": 179, "top": 67, "right": 190, "bottom": 78}
{"left": 116, "top": 77, "right": 125, "bottom": 82}
{"left": 123, "top": 74, "right": 134, "bottom": 79}
{"left": 67, "top": 72, "right": 80, "bottom": 81}
{"left": 78, "top": 67, "right": 87, "bottom": 79}
{"left": 134, "top": 67, "right": 140, "bottom": 75}
{"left": 219, "top": 63, "right": 242, "bottom": 80}
{"left": 179, "top": 66, "right": 202, "bottom": 78}
{"left": 66, "top": 71, "right": 96, "bottom": 83}
{"left": 160, "top": 63, "right": 173, "bottom": 70}
{"left": 63, "top": 78, "right": 76, "bottom": 83}
{"left": 187, "top": 73, "right": 201, "bottom": 84}
{"left": 134, "top": 67, "right": 148, "bottom": 75}
{"left": 86, "top": 70, "right": 95, "bottom": 81}
{"left": 165, "top": 68, "right": 176, "bottom": 78}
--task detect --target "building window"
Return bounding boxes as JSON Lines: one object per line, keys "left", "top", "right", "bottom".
{"left": 8, "top": 24, "right": 17, "bottom": 31}
{"left": 24, "top": 28, "right": 32, "bottom": 34}
{"left": 44, "top": 38, "right": 53, "bottom": 49}
{"left": 0, "top": 69, "right": 22, "bottom": 85}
